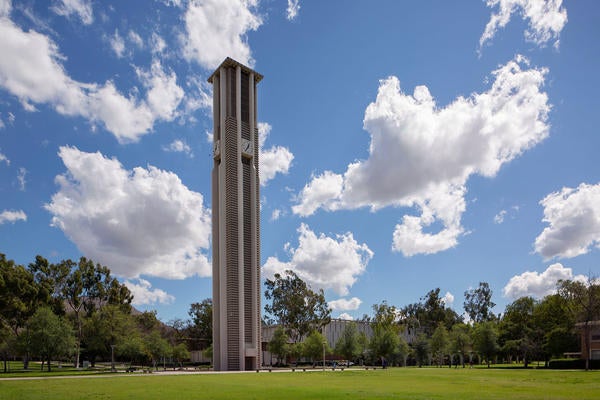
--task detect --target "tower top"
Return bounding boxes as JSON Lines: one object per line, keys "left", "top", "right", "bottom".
{"left": 207, "top": 57, "right": 263, "bottom": 84}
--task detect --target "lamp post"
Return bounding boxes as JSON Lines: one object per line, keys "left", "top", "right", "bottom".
{"left": 111, "top": 344, "right": 116, "bottom": 372}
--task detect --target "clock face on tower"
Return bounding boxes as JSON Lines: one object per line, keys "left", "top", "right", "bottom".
{"left": 241, "top": 138, "right": 253, "bottom": 157}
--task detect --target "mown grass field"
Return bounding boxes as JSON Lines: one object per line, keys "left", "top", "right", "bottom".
{"left": 1, "top": 367, "right": 599, "bottom": 399}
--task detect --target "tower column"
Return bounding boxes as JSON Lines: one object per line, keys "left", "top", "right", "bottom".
{"left": 209, "top": 58, "right": 262, "bottom": 371}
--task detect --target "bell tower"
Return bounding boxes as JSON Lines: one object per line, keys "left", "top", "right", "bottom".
{"left": 208, "top": 58, "right": 262, "bottom": 371}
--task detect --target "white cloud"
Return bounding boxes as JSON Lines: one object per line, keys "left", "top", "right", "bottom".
{"left": 17, "top": 167, "right": 26, "bottom": 190}
{"left": 258, "top": 122, "right": 294, "bottom": 186}
{"left": 45, "top": 146, "right": 212, "bottom": 280}
{"left": 270, "top": 208, "right": 282, "bottom": 221}
{"left": 337, "top": 313, "right": 354, "bottom": 321}
{"left": 51, "top": 0, "right": 93, "bottom": 25}
{"left": 0, "top": 209, "right": 26, "bottom": 224}
{"left": 151, "top": 32, "right": 166, "bottom": 54}
{"left": 0, "top": 0, "right": 11, "bottom": 18}
{"left": 128, "top": 30, "right": 143, "bottom": 48}
{"left": 182, "top": 0, "right": 262, "bottom": 69}
{"left": 480, "top": 0, "right": 567, "bottom": 50}
{"left": 329, "top": 297, "right": 362, "bottom": 311}
{"left": 125, "top": 278, "right": 175, "bottom": 306}
{"left": 293, "top": 56, "right": 550, "bottom": 256}
{"left": 534, "top": 182, "right": 600, "bottom": 259}
{"left": 163, "top": 139, "right": 192, "bottom": 157}
{"left": 136, "top": 60, "right": 184, "bottom": 121}
{"left": 262, "top": 223, "right": 373, "bottom": 296}
{"left": 494, "top": 209, "right": 507, "bottom": 224}
{"left": 503, "top": 263, "right": 586, "bottom": 299}
{"left": 286, "top": 0, "right": 300, "bottom": 21}
{"left": 0, "top": 151, "right": 9, "bottom": 165}
{"left": 109, "top": 29, "right": 125, "bottom": 58}
{"left": 442, "top": 291, "right": 454, "bottom": 306}
{"left": 292, "top": 171, "right": 343, "bottom": 217}
{"left": 0, "top": 15, "right": 184, "bottom": 143}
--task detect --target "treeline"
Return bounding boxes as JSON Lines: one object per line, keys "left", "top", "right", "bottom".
{"left": 264, "top": 271, "right": 600, "bottom": 370}
{"left": 0, "top": 253, "right": 211, "bottom": 372}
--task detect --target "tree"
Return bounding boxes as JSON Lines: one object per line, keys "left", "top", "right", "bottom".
{"left": 334, "top": 322, "right": 360, "bottom": 366}
{"left": 430, "top": 323, "right": 450, "bottom": 367}
{"left": 0, "top": 255, "right": 39, "bottom": 332}
{"left": 533, "top": 294, "right": 577, "bottom": 364}
{"left": 188, "top": 299, "right": 212, "bottom": 348}
{"left": 0, "top": 256, "right": 40, "bottom": 369}
{"left": 499, "top": 296, "right": 539, "bottom": 367}
{"left": 472, "top": 321, "right": 499, "bottom": 368}
{"left": 118, "top": 334, "right": 144, "bottom": 367}
{"left": 63, "top": 257, "right": 133, "bottom": 368}
{"left": 267, "top": 326, "right": 289, "bottom": 366}
{"left": 558, "top": 277, "right": 600, "bottom": 370}
{"left": 26, "top": 307, "right": 75, "bottom": 372}
{"left": 399, "top": 289, "right": 461, "bottom": 336}
{"left": 413, "top": 334, "right": 430, "bottom": 367}
{"left": 264, "top": 270, "right": 331, "bottom": 343}
{"left": 303, "top": 330, "right": 330, "bottom": 367}
{"left": 396, "top": 336, "right": 410, "bottom": 367}
{"left": 83, "top": 304, "right": 137, "bottom": 367}
{"left": 144, "top": 330, "right": 171, "bottom": 371}
{"left": 450, "top": 323, "right": 471, "bottom": 368}
{"left": 369, "top": 302, "right": 400, "bottom": 366}
{"left": 172, "top": 343, "right": 190, "bottom": 368}
{"left": 28, "top": 256, "right": 69, "bottom": 316}
{"left": 464, "top": 282, "right": 496, "bottom": 323}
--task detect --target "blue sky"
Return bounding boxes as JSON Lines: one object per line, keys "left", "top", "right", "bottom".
{"left": 1, "top": 0, "right": 599, "bottom": 323}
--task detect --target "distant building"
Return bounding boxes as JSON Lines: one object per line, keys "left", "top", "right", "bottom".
{"left": 209, "top": 58, "right": 263, "bottom": 371}
{"left": 575, "top": 320, "right": 600, "bottom": 360}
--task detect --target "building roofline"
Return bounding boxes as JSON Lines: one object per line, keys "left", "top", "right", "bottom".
{"left": 207, "top": 57, "right": 263, "bottom": 84}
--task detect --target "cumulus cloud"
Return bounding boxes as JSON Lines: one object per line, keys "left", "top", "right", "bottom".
{"left": 293, "top": 56, "right": 550, "bottom": 256}
{"left": 442, "top": 291, "right": 454, "bottom": 306}
{"left": 329, "top": 297, "right": 362, "bottom": 311}
{"left": 0, "top": 209, "right": 26, "bottom": 224}
{"left": 136, "top": 60, "right": 184, "bottom": 121}
{"left": 0, "top": 0, "right": 10, "bottom": 18}
{"left": 262, "top": 223, "right": 373, "bottom": 296}
{"left": 286, "top": 0, "right": 300, "bottom": 20}
{"left": 292, "top": 171, "right": 343, "bottom": 217}
{"left": 182, "top": 0, "right": 262, "bottom": 70}
{"left": 45, "top": 146, "right": 212, "bottom": 280}
{"left": 338, "top": 313, "right": 353, "bottom": 321}
{"left": 258, "top": 122, "right": 294, "bottom": 185}
{"left": 503, "top": 263, "right": 586, "bottom": 299}
{"left": 125, "top": 278, "right": 175, "bottom": 306}
{"left": 0, "top": 14, "right": 184, "bottom": 142}
{"left": 534, "top": 183, "right": 600, "bottom": 259}
{"left": 51, "top": 0, "right": 93, "bottom": 25}
{"left": 480, "top": 0, "right": 567, "bottom": 50}
{"left": 163, "top": 139, "right": 192, "bottom": 156}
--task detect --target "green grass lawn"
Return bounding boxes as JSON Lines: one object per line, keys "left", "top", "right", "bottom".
{"left": 1, "top": 367, "right": 599, "bottom": 399}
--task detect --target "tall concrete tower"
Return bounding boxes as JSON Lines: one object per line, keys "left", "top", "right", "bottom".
{"left": 208, "top": 58, "right": 262, "bottom": 371}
